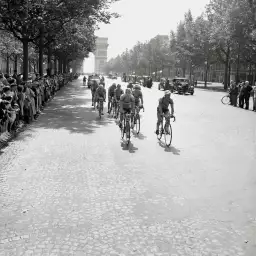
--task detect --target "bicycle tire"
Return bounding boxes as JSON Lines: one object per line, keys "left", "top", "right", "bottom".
{"left": 164, "top": 123, "right": 172, "bottom": 147}
{"left": 116, "top": 107, "right": 119, "bottom": 119}
{"left": 157, "top": 122, "right": 163, "bottom": 140}
{"left": 134, "top": 114, "right": 140, "bottom": 134}
{"left": 121, "top": 119, "right": 125, "bottom": 139}
{"left": 109, "top": 100, "right": 113, "bottom": 115}
{"left": 221, "top": 95, "right": 230, "bottom": 105}
{"left": 126, "top": 121, "right": 130, "bottom": 145}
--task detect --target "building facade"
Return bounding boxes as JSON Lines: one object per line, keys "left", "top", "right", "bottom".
{"left": 94, "top": 37, "right": 108, "bottom": 74}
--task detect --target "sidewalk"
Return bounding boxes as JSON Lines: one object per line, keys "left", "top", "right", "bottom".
{"left": 195, "top": 81, "right": 226, "bottom": 92}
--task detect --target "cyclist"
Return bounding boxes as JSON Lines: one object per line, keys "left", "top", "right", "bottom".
{"left": 94, "top": 84, "right": 106, "bottom": 113}
{"left": 114, "top": 84, "right": 124, "bottom": 101}
{"left": 119, "top": 88, "right": 135, "bottom": 129}
{"left": 155, "top": 90, "right": 174, "bottom": 135}
{"left": 127, "top": 82, "right": 134, "bottom": 90}
{"left": 91, "top": 80, "right": 99, "bottom": 106}
{"left": 132, "top": 84, "right": 143, "bottom": 109}
{"left": 107, "top": 83, "right": 117, "bottom": 113}
{"left": 83, "top": 76, "right": 87, "bottom": 86}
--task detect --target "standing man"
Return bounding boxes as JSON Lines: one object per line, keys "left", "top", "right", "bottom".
{"left": 244, "top": 81, "right": 252, "bottom": 110}
{"left": 229, "top": 81, "right": 238, "bottom": 107}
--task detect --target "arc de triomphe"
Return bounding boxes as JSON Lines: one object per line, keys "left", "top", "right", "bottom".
{"left": 94, "top": 37, "right": 108, "bottom": 74}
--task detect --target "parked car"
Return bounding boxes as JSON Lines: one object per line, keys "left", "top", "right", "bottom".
{"left": 172, "top": 77, "right": 194, "bottom": 95}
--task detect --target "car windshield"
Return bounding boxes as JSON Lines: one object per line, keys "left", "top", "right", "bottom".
{"left": 174, "top": 79, "right": 188, "bottom": 82}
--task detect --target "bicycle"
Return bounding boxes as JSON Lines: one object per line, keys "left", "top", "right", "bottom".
{"left": 121, "top": 112, "right": 132, "bottom": 145}
{"left": 114, "top": 100, "right": 120, "bottom": 119}
{"left": 221, "top": 93, "right": 239, "bottom": 105}
{"left": 133, "top": 105, "right": 144, "bottom": 134}
{"left": 97, "top": 97, "right": 104, "bottom": 119}
{"left": 108, "top": 97, "right": 114, "bottom": 115}
{"left": 157, "top": 113, "right": 176, "bottom": 147}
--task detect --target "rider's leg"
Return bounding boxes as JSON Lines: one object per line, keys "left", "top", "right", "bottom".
{"left": 107, "top": 96, "right": 111, "bottom": 112}
{"left": 155, "top": 109, "right": 161, "bottom": 134}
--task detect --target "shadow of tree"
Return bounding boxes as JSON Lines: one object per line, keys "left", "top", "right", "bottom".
{"left": 30, "top": 83, "right": 114, "bottom": 134}
{"left": 158, "top": 140, "right": 181, "bottom": 155}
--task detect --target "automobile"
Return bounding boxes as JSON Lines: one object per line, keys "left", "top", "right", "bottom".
{"left": 172, "top": 77, "right": 194, "bottom": 95}
{"left": 88, "top": 75, "right": 100, "bottom": 88}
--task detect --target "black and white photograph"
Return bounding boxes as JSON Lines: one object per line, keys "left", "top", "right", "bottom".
{"left": 0, "top": 0, "right": 256, "bottom": 255}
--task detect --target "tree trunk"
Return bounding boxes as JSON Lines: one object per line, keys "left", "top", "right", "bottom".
{"left": 235, "top": 42, "right": 241, "bottom": 84}
{"left": 224, "top": 46, "right": 230, "bottom": 90}
{"left": 63, "top": 58, "right": 67, "bottom": 73}
{"left": 22, "top": 39, "right": 29, "bottom": 81}
{"left": 14, "top": 55, "right": 18, "bottom": 72}
{"left": 47, "top": 44, "right": 52, "bottom": 76}
{"left": 228, "top": 61, "right": 231, "bottom": 87}
{"left": 39, "top": 27, "right": 44, "bottom": 77}
{"left": 54, "top": 57, "right": 57, "bottom": 74}
{"left": 182, "top": 67, "right": 186, "bottom": 77}
{"left": 6, "top": 54, "right": 10, "bottom": 75}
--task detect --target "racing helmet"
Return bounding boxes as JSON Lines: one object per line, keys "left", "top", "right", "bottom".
{"left": 98, "top": 84, "right": 104, "bottom": 89}
{"left": 117, "top": 84, "right": 121, "bottom": 88}
{"left": 164, "top": 90, "right": 171, "bottom": 96}
{"left": 112, "top": 83, "right": 116, "bottom": 87}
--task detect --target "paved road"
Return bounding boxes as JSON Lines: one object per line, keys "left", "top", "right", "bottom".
{"left": 0, "top": 77, "right": 255, "bottom": 256}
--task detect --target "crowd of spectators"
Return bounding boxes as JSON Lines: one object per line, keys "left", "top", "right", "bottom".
{"left": 0, "top": 71, "right": 73, "bottom": 136}
{"left": 228, "top": 81, "right": 256, "bottom": 111}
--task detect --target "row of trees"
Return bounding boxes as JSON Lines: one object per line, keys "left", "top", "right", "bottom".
{"left": 104, "top": 0, "right": 256, "bottom": 89}
{"left": 0, "top": 0, "right": 119, "bottom": 80}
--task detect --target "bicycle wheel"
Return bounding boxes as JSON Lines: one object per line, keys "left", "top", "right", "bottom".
{"left": 121, "top": 119, "right": 125, "bottom": 139}
{"left": 164, "top": 123, "right": 172, "bottom": 147}
{"left": 157, "top": 122, "right": 163, "bottom": 140}
{"left": 112, "top": 102, "right": 116, "bottom": 117}
{"left": 109, "top": 100, "right": 113, "bottom": 115}
{"left": 221, "top": 95, "right": 230, "bottom": 105}
{"left": 126, "top": 122, "right": 130, "bottom": 145}
{"left": 116, "top": 107, "right": 119, "bottom": 119}
{"left": 134, "top": 114, "right": 140, "bottom": 134}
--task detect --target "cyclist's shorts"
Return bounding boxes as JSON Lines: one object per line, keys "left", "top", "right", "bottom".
{"left": 123, "top": 107, "right": 132, "bottom": 114}
{"left": 116, "top": 96, "right": 120, "bottom": 101}
{"left": 157, "top": 107, "right": 169, "bottom": 114}
{"left": 109, "top": 92, "right": 114, "bottom": 98}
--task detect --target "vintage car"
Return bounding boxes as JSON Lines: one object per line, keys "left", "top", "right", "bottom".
{"left": 88, "top": 75, "right": 100, "bottom": 88}
{"left": 142, "top": 76, "right": 152, "bottom": 88}
{"left": 172, "top": 77, "right": 194, "bottom": 95}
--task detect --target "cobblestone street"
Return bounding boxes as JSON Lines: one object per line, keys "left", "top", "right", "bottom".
{"left": 0, "top": 77, "right": 255, "bottom": 256}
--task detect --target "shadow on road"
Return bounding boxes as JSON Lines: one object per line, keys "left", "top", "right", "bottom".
{"left": 30, "top": 84, "right": 113, "bottom": 134}
{"left": 132, "top": 131, "right": 147, "bottom": 140}
{"left": 158, "top": 141, "right": 181, "bottom": 155}
{"left": 120, "top": 141, "right": 138, "bottom": 153}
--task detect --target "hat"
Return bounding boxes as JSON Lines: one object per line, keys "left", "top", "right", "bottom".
{"left": 164, "top": 90, "right": 171, "bottom": 95}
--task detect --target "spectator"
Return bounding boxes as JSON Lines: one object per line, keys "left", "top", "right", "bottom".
{"left": 238, "top": 82, "right": 245, "bottom": 108}
{"left": 229, "top": 81, "right": 238, "bottom": 106}
{"left": 244, "top": 81, "right": 253, "bottom": 110}
{"left": 13, "top": 70, "right": 18, "bottom": 80}
{"left": 0, "top": 73, "right": 9, "bottom": 86}
{"left": 16, "top": 74, "right": 22, "bottom": 85}
{"left": 253, "top": 85, "right": 256, "bottom": 111}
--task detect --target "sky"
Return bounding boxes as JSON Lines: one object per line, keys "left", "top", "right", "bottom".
{"left": 84, "top": 0, "right": 210, "bottom": 72}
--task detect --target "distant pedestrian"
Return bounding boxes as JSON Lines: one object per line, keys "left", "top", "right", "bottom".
{"left": 243, "top": 81, "right": 252, "bottom": 110}
{"left": 238, "top": 82, "right": 245, "bottom": 108}
{"left": 230, "top": 81, "right": 238, "bottom": 106}
{"left": 253, "top": 85, "right": 256, "bottom": 111}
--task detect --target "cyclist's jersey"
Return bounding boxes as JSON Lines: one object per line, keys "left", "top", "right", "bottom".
{"left": 91, "top": 82, "right": 99, "bottom": 92}
{"left": 132, "top": 89, "right": 142, "bottom": 103}
{"left": 95, "top": 87, "right": 106, "bottom": 98}
{"left": 120, "top": 94, "right": 135, "bottom": 109}
{"left": 108, "top": 86, "right": 115, "bottom": 96}
{"left": 114, "top": 88, "right": 124, "bottom": 100}
{"left": 158, "top": 97, "right": 174, "bottom": 111}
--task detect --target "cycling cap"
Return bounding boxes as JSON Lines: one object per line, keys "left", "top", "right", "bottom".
{"left": 164, "top": 90, "right": 171, "bottom": 95}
